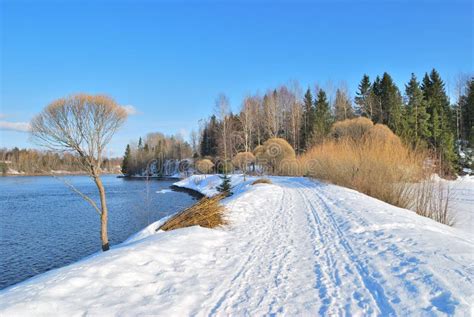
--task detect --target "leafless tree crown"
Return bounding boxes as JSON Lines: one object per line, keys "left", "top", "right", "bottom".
{"left": 31, "top": 94, "right": 127, "bottom": 172}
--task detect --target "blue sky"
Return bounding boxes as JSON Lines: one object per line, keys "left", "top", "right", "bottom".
{"left": 1, "top": 0, "right": 472, "bottom": 156}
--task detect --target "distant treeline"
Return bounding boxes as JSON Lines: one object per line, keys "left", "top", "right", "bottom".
{"left": 0, "top": 148, "right": 122, "bottom": 175}
{"left": 121, "top": 132, "right": 193, "bottom": 175}
{"left": 196, "top": 69, "right": 473, "bottom": 175}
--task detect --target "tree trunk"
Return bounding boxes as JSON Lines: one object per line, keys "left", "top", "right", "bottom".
{"left": 94, "top": 175, "right": 109, "bottom": 251}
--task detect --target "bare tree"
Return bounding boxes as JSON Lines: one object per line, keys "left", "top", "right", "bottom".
{"left": 30, "top": 94, "right": 127, "bottom": 251}
{"left": 453, "top": 73, "right": 471, "bottom": 140}
{"left": 334, "top": 86, "right": 354, "bottom": 121}
{"left": 240, "top": 96, "right": 254, "bottom": 154}
{"left": 263, "top": 91, "right": 278, "bottom": 138}
{"left": 190, "top": 130, "right": 199, "bottom": 156}
{"left": 250, "top": 95, "right": 264, "bottom": 146}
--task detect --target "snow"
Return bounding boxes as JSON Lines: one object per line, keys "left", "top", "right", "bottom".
{"left": 156, "top": 189, "right": 172, "bottom": 194}
{"left": 1, "top": 175, "right": 473, "bottom": 316}
{"left": 5, "top": 168, "right": 24, "bottom": 175}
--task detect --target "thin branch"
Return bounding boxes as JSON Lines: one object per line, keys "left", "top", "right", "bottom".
{"left": 51, "top": 174, "right": 102, "bottom": 215}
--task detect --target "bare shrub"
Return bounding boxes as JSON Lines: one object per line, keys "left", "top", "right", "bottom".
{"left": 251, "top": 178, "right": 272, "bottom": 185}
{"left": 254, "top": 145, "right": 265, "bottom": 164}
{"left": 214, "top": 159, "right": 233, "bottom": 174}
{"left": 195, "top": 159, "right": 214, "bottom": 174}
{"left": 158, "top": 194, "right": 227, "bottom": 230}
{"left": 232, "top": 152, "right": 256, "bottom": 171}
{"left": 279, "top": 158, "right": 303, "bottom": 176}
{"left": 257, "top": 138, "right": 296, "bottom": 175}
{"left": 330, "top": 117, "right": 374, "bottom": 141}
{"left": 410, "top": 180, "right": 454, "bottom": 225}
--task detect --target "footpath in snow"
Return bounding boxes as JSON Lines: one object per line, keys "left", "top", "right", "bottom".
{"left": 0, "top": 175, "right": 473, "bottom": 316}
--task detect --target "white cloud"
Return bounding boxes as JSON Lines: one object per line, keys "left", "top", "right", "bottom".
{"left": 0, "top": 121, "right": 31, "bottom": 132}
{"left": 0, "top": 113, "right": 6, "bottom": 119}
{"left": 121, "top": 105, "right": 139, "bottom": 115}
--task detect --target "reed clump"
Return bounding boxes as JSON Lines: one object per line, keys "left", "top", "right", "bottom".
{"left": 158, "top": 194, "right": 227, "bottom": 231}
{"left": 251, "top": 178, "right": 272, "bottom": 185}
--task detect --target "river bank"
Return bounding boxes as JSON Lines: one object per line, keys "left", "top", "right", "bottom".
{"left": 0, "top": 175, "right": 198, "bottom": 290}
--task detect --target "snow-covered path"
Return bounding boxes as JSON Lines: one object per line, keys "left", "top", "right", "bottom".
{"left": 1, "top": 176, "right": 473, "bottom": 316}
{"left": 194, "top": 177, "right": 473, "bottom": 315}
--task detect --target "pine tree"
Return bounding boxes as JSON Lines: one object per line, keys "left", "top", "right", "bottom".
{"left": 299, "top": 88, "right": 315, "bottom": 152}
{"left": 138, "top": 137, "right": 143, "bottom": 149}
{"left": 312, "top": 89, "right": 333, "bottom": 144}
{"left": 354, "top": 74, "right": 372, "bottom": 118}
{"left": 405, "top": 73, "right": 431, "bottom": 145}
{"left": 121, "top": 144, "right": 131, "bottom": 175}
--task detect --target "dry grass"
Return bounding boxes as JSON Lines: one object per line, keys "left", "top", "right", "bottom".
{"left": 158, "top": 194, "right": 227, "bottom": 231}
{"left": 251, "top": 178, "right": 272, "bottom": 185}
{"left": 409, "top": 180, "right": 454, "bottom": 226}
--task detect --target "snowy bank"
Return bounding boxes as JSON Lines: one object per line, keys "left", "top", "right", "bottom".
{"left": 1, "top": 175, "right": 473, "bottom": 316}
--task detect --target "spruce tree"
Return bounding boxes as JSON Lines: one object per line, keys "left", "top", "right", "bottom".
{"left": 299, "top": 88, "right": 315, "bottom": 152}
{"left": 354, "top": 74, "right": 372, "bottom": 118}
{"left": 199, "top": 116, "right": 219, "bottom": 157}
{"left": 405, "top": 73, "right": 431, "bottom": 145}
{"left": 200, "top": 126, "right": 210, "bottom": 156}
{"left": 217, "top": 173, "right": 232, "bottom": 194}
{"left": 422, "top": 69, "right": 458, "bottom": 174}
{"left": 378, "top": 73, "right": 405, "bottom": 134}
{"left": 121, "top": 144, "right": 131, "bottom": 175}
{"left": 461, "top": 78, "right": 474, "bottom": 146}
{"left": 371, "top": 76, "right": 383, "bottom": 123}
{"left": 312, "top": 89, "right": 333, "bottom": 144}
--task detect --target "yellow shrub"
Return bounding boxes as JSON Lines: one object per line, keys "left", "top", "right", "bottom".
{"left": 195, "top": 159, "right": 214, "bottom": 174}
{"left": 232, "top": 152, "right": 256, "bottom": 171}
{"left": 300, "top": 118, "right": 426, "bottom": 208}
{"left": 330, "top": 116, "right": 374, "bottom": 141}
{"left": 258, "top": 138, "right": 296, "bottom": 175}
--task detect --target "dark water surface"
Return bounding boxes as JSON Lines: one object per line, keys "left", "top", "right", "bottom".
{"left": 0, "top": 175, "right": 197, "bottom": 290}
